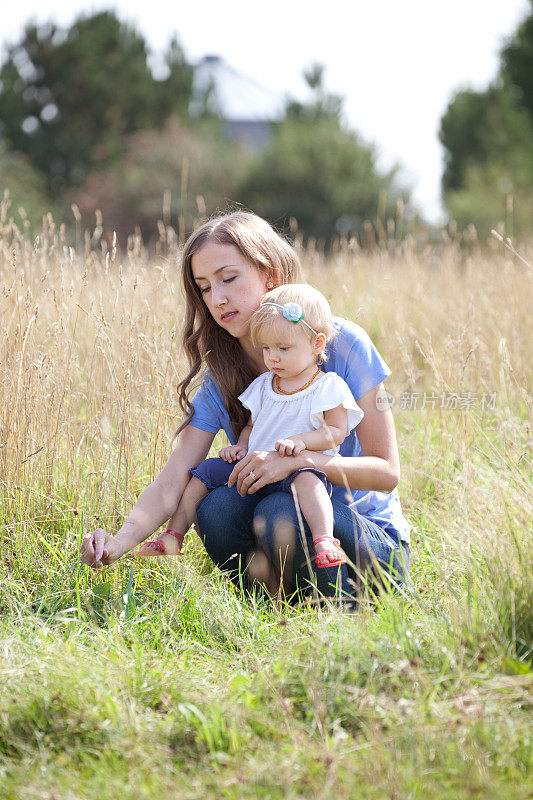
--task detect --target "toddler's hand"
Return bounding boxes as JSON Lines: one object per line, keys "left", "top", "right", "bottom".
{"left": 219, "top": 444, "right": 248, "bottom": 462}
{"left": 275, "top": 437, "right": 306, "bottom": 457}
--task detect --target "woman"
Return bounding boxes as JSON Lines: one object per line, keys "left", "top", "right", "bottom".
{"left": 80, "top": 212, "right": 410, "bottom": 601}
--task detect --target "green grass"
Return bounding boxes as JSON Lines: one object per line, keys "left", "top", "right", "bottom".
{"left": 0, "top": 488, "right": 531, "bottom": 799}
{"left": 1, "top": 233, "right": 532, "bottom": 797}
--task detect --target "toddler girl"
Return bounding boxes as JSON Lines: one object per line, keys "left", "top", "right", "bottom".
{"left": 138, "top": 284, "right": 363, "bottom": 570}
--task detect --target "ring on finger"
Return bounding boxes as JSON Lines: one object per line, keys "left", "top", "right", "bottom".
{"left": 248, "top": 471, "right": 257, "bottom": 481}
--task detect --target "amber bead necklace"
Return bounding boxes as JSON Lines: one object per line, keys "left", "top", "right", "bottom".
{"left": 274, "top": 366, "right": 322, "bottom": 395}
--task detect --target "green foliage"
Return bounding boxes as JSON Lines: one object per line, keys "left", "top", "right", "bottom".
{"left": 239, "top": 64, "right": 407, "bottom": 241}
{"left": 239, "top": 117, "right": 401, "bottom": 241}
{"left": 445, "top": 158, "right": 533, "bottom": 238}
{"left": 501, "top": 0, "right": 533, "bottom": 117}
{"left": 0, "top": 683, "right": 115, "bottom": 759}
{"left": 285, "top": 62, "right": 344, "bottom": 122}
{"left": 67, "top": 61, "right": 407, "bottom": 243}
{"left": 439, "top": 87, "right": 533, "bottom": 192}
{"left": 0, "top": 32, "right": 410, "bottom": 242}
{"left": 72, "top": 118, "right": 250, "bottom": 241}
{"left": 439, "top": 2, "right": 533, "bottom": 235}
{"left": 0, "top": 11, "right": 193, "bottom": 196}
{"left": 154, "top": 35, "right": 194, "bottom": 121}
{"left": 0, "top": 142, "right": 52, "bottom": 229}
{"left": 439, "top": 85, "right": 533, "bottom": 236}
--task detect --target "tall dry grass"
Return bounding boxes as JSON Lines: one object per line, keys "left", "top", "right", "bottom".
{"left": 1, "top": 207, "right": 531, "bottom": 572}
{"left": 0, "top": 204, "right": 532, "bottom": 798}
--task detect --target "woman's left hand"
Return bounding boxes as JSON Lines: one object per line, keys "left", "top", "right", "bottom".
{"left": 228, "top": 450, "right": 303, "bottom": 496}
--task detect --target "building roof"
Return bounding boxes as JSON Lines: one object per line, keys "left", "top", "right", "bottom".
{"left": 190, "top": 55, "right": 285, "bottom": 122}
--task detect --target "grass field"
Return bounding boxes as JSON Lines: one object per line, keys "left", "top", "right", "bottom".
{"left": 0, "top": 211, "right": 532, "bottom": 799}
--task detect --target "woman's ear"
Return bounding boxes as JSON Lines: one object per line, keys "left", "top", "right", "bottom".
{"left": 266, "top": 270, "right": 277, "bottom": 290}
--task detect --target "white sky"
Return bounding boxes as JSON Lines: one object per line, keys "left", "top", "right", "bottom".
{"left": 0, "top": 0, "right": 529, "bottom": 222}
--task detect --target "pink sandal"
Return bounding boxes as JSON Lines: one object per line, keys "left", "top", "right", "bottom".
{"left": 137, "top": 530, "right": 185, "bottom": 557}
{"left": 313, "top": 536, "right": 347, "bottom": 568}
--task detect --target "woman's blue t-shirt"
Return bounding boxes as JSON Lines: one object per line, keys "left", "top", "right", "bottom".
{"left": 189, "top": 317, "right": 410, "bottom": 544}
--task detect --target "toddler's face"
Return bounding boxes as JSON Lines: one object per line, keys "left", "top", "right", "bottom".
{"left": 260, "top": 324, "right": 321, "bottom": 381}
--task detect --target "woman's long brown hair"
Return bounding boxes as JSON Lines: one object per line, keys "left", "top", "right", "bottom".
{"left": 175, "top": 212, "right": 302, "bottom": 440}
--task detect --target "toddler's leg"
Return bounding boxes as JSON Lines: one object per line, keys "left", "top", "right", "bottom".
{"left": 137, "top": 476, "right": 209, "bottom": 557}
{"left": 291, "top": 472, "right": 346, "bottom": 568}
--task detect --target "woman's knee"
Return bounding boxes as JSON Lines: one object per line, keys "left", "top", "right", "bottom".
{"left": 331, "top": 503, "right": 409, "bottom": 589}
{"left": 196, "top": 486, "right": 251, "bottom": 528}
{"left": 252, "top": 494, "right": 350, "bottom": 599}
{"left": 196, "top": 486, "right": 256, "bottom": 550}
{"left": 253, "top": 494, "right": 301, "bottom": 555}
{"left": 195, "top": 486, "right": 260, "bottom": 578}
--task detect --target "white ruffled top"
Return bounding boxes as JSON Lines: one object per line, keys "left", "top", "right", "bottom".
{"left": 239, "top": 371, "right": 364, "bottom": 455}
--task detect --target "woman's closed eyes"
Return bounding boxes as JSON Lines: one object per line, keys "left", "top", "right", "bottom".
{"left": 198, "top": 275, "right": 237, "bottom": 294}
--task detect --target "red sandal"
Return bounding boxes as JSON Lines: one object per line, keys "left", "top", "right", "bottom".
{"left": 137, "top": 530, "right": 185, "bottom": 557}
{"left": 313, "top": 536, "right": 347, "bottom": 568}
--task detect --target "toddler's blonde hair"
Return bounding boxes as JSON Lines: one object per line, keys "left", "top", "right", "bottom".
{"left": 250, "top": 284, "right": 335, "bottom": 361}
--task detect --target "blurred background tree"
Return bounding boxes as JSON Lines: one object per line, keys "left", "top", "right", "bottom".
{"left": 439, "top": 0, "right": 533, "bottom": 236}
{"left": 0, "top": 12, "right": 414, "bottom": 244}
{"left": 0, "top": 142, "right": 52, "bottom": 230}
{"left": 2, "top": 5, "right": 532, "bottom": 244}
{"left": 501, "top": 1, "right": 533, "bottom": 118}
{"left": 238, "top": 65, "right": 407, "bottom": 242}
{"left": 73, "top": 119, "right": 250, "bottom": 242}
{"left": 0, "top": 11, "right": 192, "bottom": 196}
{"left": 0, "top": 11, "right": 413, "bottom": 244}
{"left": 0, "top": 11, "right": 412, "bottom": 243}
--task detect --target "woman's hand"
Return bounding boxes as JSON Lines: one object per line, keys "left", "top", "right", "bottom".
{"left": 228, "top": 450, "right": 304, "bottom": 496}
{"left": 80, "top": 528, "right": 127, "bottom": 569}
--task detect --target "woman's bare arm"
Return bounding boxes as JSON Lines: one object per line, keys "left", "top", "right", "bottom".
{"left": 230, "top": 384, "right": 399, "bottom": 496}
{"left": 80, "top": 424, "right": 214, "bottom": 566}
{"left": 303, "top": 384, "right": 400, "bottom": 492}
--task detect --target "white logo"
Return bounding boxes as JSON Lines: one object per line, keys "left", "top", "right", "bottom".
{"left": 375, "top": 387, "right": 395, "bottom": 411}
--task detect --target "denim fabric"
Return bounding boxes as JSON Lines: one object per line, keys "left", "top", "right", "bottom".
{"left": 190, "top": 457, "right": 235, "bottom": 491}
{"left": 195, "top": 486, "right": 409, "bottom": 602}
{"left": 191, "top": 457, "right": 331, "bottom": 496}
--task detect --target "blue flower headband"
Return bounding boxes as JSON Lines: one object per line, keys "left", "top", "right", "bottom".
{"left": 260, "top": 301, "right": 319, "bottom": 336}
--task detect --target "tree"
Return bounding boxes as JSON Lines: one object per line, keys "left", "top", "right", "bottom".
{"left": 438, "top": 1, "right": 533, "bottom": 235}
{"left": 239, "top": 65, "right": 407, "bottom": 241}
{"left": 72, "top": 119, "right": 249, "bottom": 242}
{"left": 285, "top": 62, "right": 343, "bottom": 122}
{"left": 153, "top": 35, "right": 194, "bottom": 121}
{"left": 0, "top": 141, "right": 52, "bottom": 230}
{"left": 439, "top": 87, "right": 533, "bottom": 193}
{"left": 0, "top": 12, "right": 193, "bottom": 195}
{"left": 501, "top": 0, "right": 533, "bottom": 117}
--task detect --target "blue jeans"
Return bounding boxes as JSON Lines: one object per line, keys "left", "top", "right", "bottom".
{"left": 195, "top": 486, "right": 410, "bottom": 602}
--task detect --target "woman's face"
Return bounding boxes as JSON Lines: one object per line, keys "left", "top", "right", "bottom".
{"left": 191, "top": 241, "right": 271, "bottom": 340}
